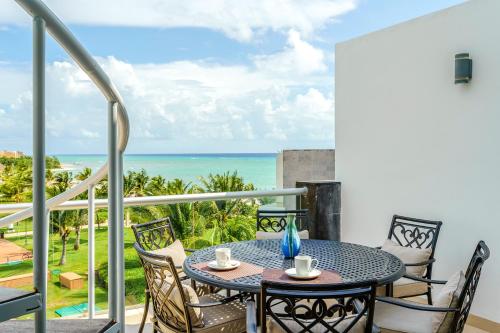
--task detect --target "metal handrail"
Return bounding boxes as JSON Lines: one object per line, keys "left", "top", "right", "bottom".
{"left": 0, "top": 188, "right": 307, "bottom": 214}
{"left": 0, "top": 0, "right": 130, "bottom": 228}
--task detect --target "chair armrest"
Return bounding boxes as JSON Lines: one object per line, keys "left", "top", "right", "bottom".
{"left": 186, "top": 293, "right": 245, "bottom": 308}
{"left": 185, "top": 248, "right": 196, "bottom": 253}
{"left": 376, "top": 297, "right": 458, "bottom": 313}
{"left": 403, "top": 274, "right": 447, "bottom": 284}
{"left": 405, "top": 258, "right": 436, "bottom": 267}
{"left": 174, "top": 265, "right": 190, "bottom": 281}
{"left": 246, "top": 300, "right": 258, "bottom": 333}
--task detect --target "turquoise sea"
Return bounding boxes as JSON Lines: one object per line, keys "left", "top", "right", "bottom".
{"left": 56, "top": 154, "right": 277, "bottom": 190}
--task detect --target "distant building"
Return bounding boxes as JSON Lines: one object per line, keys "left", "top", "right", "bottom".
{"left": 0, "top": 150, "right": 25, "bottom": 158}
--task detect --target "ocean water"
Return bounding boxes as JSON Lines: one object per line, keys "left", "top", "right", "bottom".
{"left": 56, "top": 154, "right": 277, "bottom": 190}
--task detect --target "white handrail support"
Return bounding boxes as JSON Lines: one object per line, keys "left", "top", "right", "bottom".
{"left": 88, "top": 184, "right": 96, "bottom": 319}
{"left": 0, "top": 188, "right": 308, "bottom": 215}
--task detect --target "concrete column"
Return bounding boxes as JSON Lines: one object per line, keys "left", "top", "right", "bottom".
{"left": 296, "top": 181, "right": 341, "bottom": 241}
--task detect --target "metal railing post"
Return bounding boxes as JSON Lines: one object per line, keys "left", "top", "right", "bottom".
{"left": 117, "top": 149, "right": 125, "bottom": 330}
{"left": 88, "top": 184, "right": 96, "bottom": 319}
{"left": 108, "top": 101, "right": 118, "bottom": 322}
{"left": 33, "top": 15, "right": 47, "bottom": 333}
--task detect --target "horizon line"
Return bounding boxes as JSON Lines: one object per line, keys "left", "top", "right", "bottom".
{"left": 52, "top": 152, "right": 279, "bottom": 156}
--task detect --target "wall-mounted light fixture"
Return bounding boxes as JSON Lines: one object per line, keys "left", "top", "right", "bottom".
{"left": 455, "top": 53, "right": 472, "bottom": 84}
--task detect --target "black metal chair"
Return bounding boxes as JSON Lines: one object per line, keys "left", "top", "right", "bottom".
{"left": 374, "top": 241, "right": 490, "bottom": 333}
{"left": 132, "top": 218, "right": 197, "bottom": 333}
{"left": 247, "top": 279, "right": 377, "bottom": 333}
{"left": 382, "top": 215, "right": 443, "bottom": 304}
{"left": 132, "top": 217, "right": 182, "bottom": 251}
{"left": 134, "top": 243, "right": 247, "bottom": 333}
{"left": 257, "top": 209, "right": 309, "bottom": 232}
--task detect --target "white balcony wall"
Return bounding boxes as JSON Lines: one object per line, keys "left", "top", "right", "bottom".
{"left": 335, "top": 0, "right": 499, "bottom": 323}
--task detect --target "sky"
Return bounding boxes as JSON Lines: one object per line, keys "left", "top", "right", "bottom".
{"left": 0, "top": 0, "right": 465, "bottom": 154}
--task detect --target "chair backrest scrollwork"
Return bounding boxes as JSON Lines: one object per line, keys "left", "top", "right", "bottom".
{"left": 388, "top": 215, "right": 442, "bottom": 257}
{"left": 257, "top": 209, "right": 309, "bottom": 233}
{"left": 132, "top": 217, "right": 177, "bottom": 251}
{"left": 260, "top": 280, "right": 377, "bottom": 333}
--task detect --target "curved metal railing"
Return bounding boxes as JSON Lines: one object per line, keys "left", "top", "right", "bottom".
{"left": 0, "top": 0, "right": 129, "bottom": 228}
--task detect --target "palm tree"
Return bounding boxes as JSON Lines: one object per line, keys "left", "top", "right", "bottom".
{"left": 72, "top": 168, "right": 92, "bottom": 250}
{"left": 147, "top": 175, "right": 167, "bottom": 195}
{"left": 76, "top": 167, "right": 92, "bottom": 181}
{"left": 123, "top": 169, "right": 150, "bottom": 197}
{"left": 0, "top": 165, "right": 32, "bottom": 203}
{"left": 196, "top": 171, "right": 256, "bottom": 244}
{"left": 95, "top": 177, "right": 108, "bottom": 199}
{"left": 134, "top": 169, "right": 150, "bottom": 196}
{"left": 47, "top": 171, "right": 73, "bottom": 197}
{"left": 47, "top": 171, "right": 75, "bottom": 264}
{"left": 96, "top": 209, "right": 107, "bottom": 230}
{"left": 123, "top": 169, "right": 154, "bottom": 225}
{"left": 165, "top": 179, "right": 197, "bottom": 239}
{"left": 51, "top": 210, "right": 74, "bottom": 265}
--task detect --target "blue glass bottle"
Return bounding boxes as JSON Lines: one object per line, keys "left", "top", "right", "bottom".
{"left": 281, "top": 215, "right": 301, "bottom": 258}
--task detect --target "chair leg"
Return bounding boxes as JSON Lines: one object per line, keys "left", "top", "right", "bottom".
{"left": 226, "top": 288, "right": 231, "bottom": 297}
{"left": 385, "top": 283, "right": 391, "bottom": 297}
{"left": 427, "top": 286, "right": 433, "bottom": 305}
{"left": 139, "top": 290, "right": 151, "bottom": 333}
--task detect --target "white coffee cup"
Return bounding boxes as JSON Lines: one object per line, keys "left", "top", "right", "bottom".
{"left": 294, "top": 255, "right": 318, "bottom": 276}
{"left": 215, "top": 248, "right": 231, "bottom": 267}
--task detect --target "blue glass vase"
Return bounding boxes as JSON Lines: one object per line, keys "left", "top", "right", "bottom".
{"left": 281, "top": 215, "right": 301, "bottom": 258}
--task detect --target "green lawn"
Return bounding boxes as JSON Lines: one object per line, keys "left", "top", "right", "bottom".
{"left": 0, "top": 219, "right": 33, "bottom": 233}
{"left": 0, "top": 227, "right": 145, "bottom": 318}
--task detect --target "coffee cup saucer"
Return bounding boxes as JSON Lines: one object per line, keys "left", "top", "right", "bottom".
{"left": 207, "top": 260, "right": 241, "bottom": 271}
{"left": 285, "top": 268, "right": 321, "bottom": 280}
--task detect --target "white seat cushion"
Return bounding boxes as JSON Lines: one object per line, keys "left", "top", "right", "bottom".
{"left": 432, "top": 271, "right": 465, "bottom": 333}
{"left": 381, "top": 239, "right": 432, "bottom": 277}
{"left": 150, "top": 239, "right": 187, "bottom": 268}
{"left": 374, "top": 301, "right": 433, "bottom": 333}
{"left": 156, "top": 276, "right": 204, "bottom": 328}
{"left": 194, "top": 294, "right": 246, "bottom": 333}
{"left": 155, "top": 293, "right": 246, "bottom": 333}
{"left": 256, "top": 230, "right": 309, "bottom": 240}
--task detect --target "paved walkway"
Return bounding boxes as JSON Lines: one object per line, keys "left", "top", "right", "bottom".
{"left": 0, "top": 239, "right": 32, "bottom": 264}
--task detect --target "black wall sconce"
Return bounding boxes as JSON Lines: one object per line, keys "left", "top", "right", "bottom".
{"left": 455, "top": 53, "right": 472, "bottom": 84}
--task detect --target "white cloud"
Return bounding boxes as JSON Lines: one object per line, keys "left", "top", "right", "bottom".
{"left": 254, "top": 30, "right": 327, "bottom": 75}
{"left": 0, "top": 47, "right": 334, "bottom": 153}
{"left": 81, "top": 129, "right": 100, "bottom": 138}
{"left": 2, "top": 0, "right": 357, "bottom": 42}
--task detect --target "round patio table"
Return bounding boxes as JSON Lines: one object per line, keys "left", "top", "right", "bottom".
{"left": 183, "top": 239, "right": 405, "bottom": 294}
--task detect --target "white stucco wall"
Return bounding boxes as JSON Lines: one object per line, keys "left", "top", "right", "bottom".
{"left": 336, "top": 0, "right": 499, "bottom": 323}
